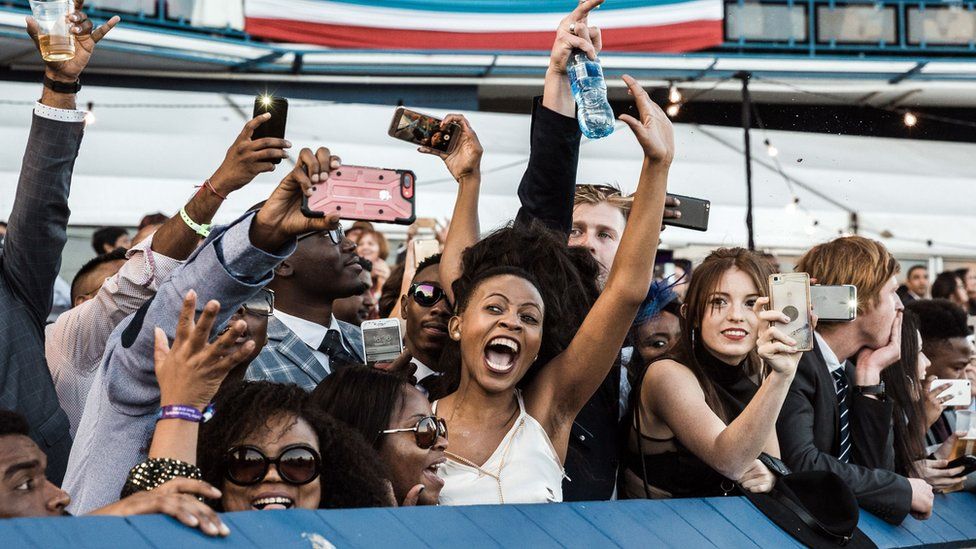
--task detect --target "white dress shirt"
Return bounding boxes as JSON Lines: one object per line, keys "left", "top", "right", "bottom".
{"left": 274, "top": 310, "right": 354, "bottom": 376}
{"left": 815, "top": 331, "right": 846, "bottom": 393}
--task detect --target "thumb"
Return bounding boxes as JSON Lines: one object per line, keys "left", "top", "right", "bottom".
{"left": 400, "top": 484, "right": 425, "bottom": 507}
{"left": 153, "top": 327, "right": 170, "bottom": 369}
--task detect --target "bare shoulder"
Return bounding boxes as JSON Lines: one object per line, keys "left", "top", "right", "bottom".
{"left": 643, "top": 358, "right": 699, "bottom": 390}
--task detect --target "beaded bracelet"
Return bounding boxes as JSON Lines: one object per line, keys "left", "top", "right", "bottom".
{"left": 121, "top": 458, "right": 202, "bottom": 498}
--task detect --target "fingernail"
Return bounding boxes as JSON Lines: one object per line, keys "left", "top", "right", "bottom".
{"left": 71, "top": 26, "right": 79, "bottom": 33}
{"left": 187, "top": 515, "right": 199, "bottom": 527}
{"left": 674, "top": 211, "right": 681, "bottom": 218}
{"left": 71, "top": 14, "right": 78, "bottom": 21}
{"left": 220, "top": 524, "right": 231, "bottom": 536}
{"left": 311, "top": 173, "right": 319, "bottom": 182}
{"left": 284, "top": 140, "right": 292, "bottom": 148}
{"left": 418, "top": 485, "right": 426, "bottom": 493}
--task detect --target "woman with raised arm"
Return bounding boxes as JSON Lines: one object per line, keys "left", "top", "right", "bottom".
{"left": 420, "top": 75, "right": 671, "bottom": 504}
{"left": 621, "top": 248, "right": 804, "bottom": 499}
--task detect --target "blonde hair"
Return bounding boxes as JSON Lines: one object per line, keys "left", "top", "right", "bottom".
{"left": 573, "top": 184, "right": 633, "bottom": 220}
{"left": 796, "top": 236, "right": 898, "bottom": 315}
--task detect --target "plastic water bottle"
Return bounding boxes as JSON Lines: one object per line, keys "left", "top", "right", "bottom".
{"left": 567, "top": 50, "right": 614, "bottom": 139}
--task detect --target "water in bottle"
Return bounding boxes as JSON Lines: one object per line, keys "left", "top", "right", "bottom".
{"left": 567, "top": 51, "right": 614, "bottom": 139}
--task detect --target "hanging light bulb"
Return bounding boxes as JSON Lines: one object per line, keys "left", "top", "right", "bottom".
{"left": 784, "top": 196, "right": 799, "bottom": 214}
{"left": 666, "top": 103, "right": 681, "bottom": 118}
{"left": 764, "top": 138, "right": 779, "bottom": 158}
{"left": 668, "top": 83, "right": 682, "bottom": 104}
{"left": 903, "top": 112, "right": 918, "bottom": 127}
{"left": 804, "top": 219, "right": 819, "bottom": 236}
{"left": 84, "top": 101, "right": 95, "bottom": 126}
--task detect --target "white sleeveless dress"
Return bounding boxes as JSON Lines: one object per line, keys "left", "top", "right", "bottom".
{"left": 433, "top": 390, "right": 565, "bottom": 505}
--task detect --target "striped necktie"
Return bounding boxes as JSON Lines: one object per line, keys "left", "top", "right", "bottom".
{"left": 832, "top": 368, "right": 852, "bottom": 464}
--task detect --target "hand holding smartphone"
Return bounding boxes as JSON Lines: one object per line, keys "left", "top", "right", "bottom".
{"left": 663, "top": 193, "right": 710, "bottom": 232}
{"left": 769, "top": 273, "right": 814, "bottom": 352}
{"left": 389, "top": 107, "right": 460, "bottom": 153}
{"left": 932, "top": 379, "right": 973, "bottom": 407}
{"left": 811, "top": 285, "right": 858, "bottom": 322}
{"left": 301, "top": 164, "right": 417, "bottom": 225}
{"left": 252, "top": 96, "right": 288, "bottom": 164}
{"left": 361, "top": 318, "right": 404, "bottom": 366}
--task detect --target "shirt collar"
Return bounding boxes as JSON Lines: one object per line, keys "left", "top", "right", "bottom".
{"left": 411, "top": 358, "right": 439, "bottom": 382}
{"left": 273, "top": 310, "right": 339, "bottom": 349}
{"left": 815, "top": 332, "right": 845, "bottom": 374}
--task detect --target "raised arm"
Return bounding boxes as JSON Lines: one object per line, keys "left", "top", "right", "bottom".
{"left": 427, "top": 115, "right": 483, "bottom": 304}
{"left": 529, "top": 76, "right": 670, "bottom": 431}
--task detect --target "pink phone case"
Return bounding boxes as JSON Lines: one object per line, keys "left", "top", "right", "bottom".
{"left": 302, "top": 165, "right": 416, "bottom": 225}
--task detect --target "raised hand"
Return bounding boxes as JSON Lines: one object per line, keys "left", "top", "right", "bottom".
{"left": 209, "top": 113, "right": 292, "bottom": 195}
{"left": 923, "top": 376, "right": 953, "bottom": 427}
{"left": 549, "top": 0, "right": 604, "bottom": 74}
{"left": 618, "top": 75, "right": 675, "bottom": 167}
{"left": 419, "top": 115, "right": 483, "bottom": 183}
{"left": 26, "top": 1, "right": 119, "bottom": 82}
{"left": 251, "top": 147, "right": 343, "bottom": 251}
{"left": 154, "top": 290, "right": 255, "bottom": 410}
{"left": 754, "top": 297, "right": 803, "bottom": 376}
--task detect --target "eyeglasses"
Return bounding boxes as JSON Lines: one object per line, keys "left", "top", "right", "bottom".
{"left": 297, "top": 224, "right": 345, "bottom": 246}
{"left": 379, "top": 416, "right": 448, "bottom": 450}
{"left": 409, "top": 282, "right": 448, "bottom": 308}
{"left": 242, "top": 289, "right": 274, "bottom": 317}
{"left": 223, "top": 444, "right": 321, "bottom": 486}
{"left": 579, "top": 183, "right": 624, "bottom": 197}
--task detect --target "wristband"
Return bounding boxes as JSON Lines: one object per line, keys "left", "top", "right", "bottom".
{"left": 158, "top": 403, "right": 214, "bottom": 423}
{"left": 179, "top": 207, "right": 212, "bottom": 238}
{"left": 43, "top": 75, "right": 81, "bottom": 94}
{"left": 854, "top": 382, "right": 886, "bottom": 399}
{"left": 195, "top": 178, "right": 227, "bottom": 200}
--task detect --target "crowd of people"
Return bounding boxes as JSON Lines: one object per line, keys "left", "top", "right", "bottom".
{"left": 2, "top": 1, "right": 974, "bottom": 543}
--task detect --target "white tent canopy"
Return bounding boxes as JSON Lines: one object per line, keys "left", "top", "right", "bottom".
{"left": 1, "top": 81, "right": 974, "bottom": 258}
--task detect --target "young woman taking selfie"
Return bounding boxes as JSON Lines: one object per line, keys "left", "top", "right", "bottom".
{"left": 421, "top": 74, "right": 672, "bottom": 505}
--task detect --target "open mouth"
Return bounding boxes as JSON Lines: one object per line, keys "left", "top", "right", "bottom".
{"left": 423, "top": 459, "right": 446, "bottom": 488}
{"left": 721, "top": 328, "right": 748, "bottom": 340}
{"left": 484, "top": 336, "right": 520, "bottom": 374}
{"left": 251, "top": 496, "right": 295, "bottom": 510}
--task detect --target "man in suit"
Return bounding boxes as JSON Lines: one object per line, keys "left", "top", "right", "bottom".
{"left": 777, "top": 236, "right": 933, "bottom": 524}
{"left": 245, "top": 225, "right": 367, "bottom": 391}
{"left": 64, "top": 146, "right": 346, "bottom": 512}
{"left": 899, "top": 265, "right": 929, "bottom": 305}
{"left": 0, "top": 4, "right": 117, "bottom": 485}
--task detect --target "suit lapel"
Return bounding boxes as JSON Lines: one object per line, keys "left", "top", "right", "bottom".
{"left": 337, "top": 320, "right": 365, "bottom": 362}
{"left": 809, "top": 337, "right": 842, "bottom": 452}
{"left": 267, "top": 317, "right": 329, "bottom": 383}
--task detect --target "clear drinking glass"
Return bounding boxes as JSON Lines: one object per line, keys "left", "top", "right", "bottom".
{"left": 29, "top": 0, "right": 75, "bottom": 62}
{"left": 950, "top": 410, "right": 975, "bottom": 461}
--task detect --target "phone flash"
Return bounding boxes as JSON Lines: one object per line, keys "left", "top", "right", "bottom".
{"left": 848, "top": 299, "right": 858, "bottom": 308}
{"left": 261, "top": 95, "right": 273, "bottom": 106}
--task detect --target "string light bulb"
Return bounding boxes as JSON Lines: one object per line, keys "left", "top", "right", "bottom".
{"left": 84, "top": 101, "right": 95, "bottom": 126}
{"left": 666, "top": 103, "right": 681, "bottom": 118}
{"left": 764, "top": 138, "right": 779, "bottom": 157}
{"left": 785, "top": 196, "right": 799, "bottom": 214}
{"left": 903, "top": 112, "right": 918, "bottom": 127}
{"left": 804, "top": 219, "right": 820, "bottom": 236}
{"left": 668, "top": 83, "right": 682, "bottom": 104}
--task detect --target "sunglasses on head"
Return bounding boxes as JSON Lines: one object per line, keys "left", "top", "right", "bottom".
{"left": 409, "top": 282, "right": 448, "bottom": 308}
{"left": 297, "top": 224, "right": 345, "bottom": 246}
{"left": 379, "top": 416, "right": 448, "bottom": 450}
{"left": 223, "top": 444, "right": 321, "bottom": 486}
{"left": 242, "top": 289, "right": 275, "bottom": 317}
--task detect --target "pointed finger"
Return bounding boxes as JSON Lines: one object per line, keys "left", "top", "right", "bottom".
{"left": 175, "top": 291, "right": 198, "bottom": 343}
{"left": 91, "top": 15, "right": 120, "bottom": 43}
{"left": 562, "top": 0, "right": 604, "bottom": 26}
{"left": 192, "top": 300, "right": 222, "bottom": 345}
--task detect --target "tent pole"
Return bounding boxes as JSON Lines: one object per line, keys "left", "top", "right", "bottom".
{"left": 738, "top": 71, "right": 755, "bottom": 251}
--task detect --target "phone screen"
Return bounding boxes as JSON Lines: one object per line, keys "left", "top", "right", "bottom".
{"left": 363, "top": 324, "right": 403, "bottom": 364}
{"left": 391, "top": 109, "right": 456, "bottom": 152}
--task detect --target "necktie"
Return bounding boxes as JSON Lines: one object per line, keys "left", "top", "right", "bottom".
{"left": 832, "top": 368, "right": 852, "bottom": 464}
{"left": 318, "top": 330, "right": 360, "bottom": 371}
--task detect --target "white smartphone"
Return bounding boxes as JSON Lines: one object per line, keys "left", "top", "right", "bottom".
{"left": 769, "top": 272, "right": 814, "bottom": 352}
{"left": 811, "top": 284, "right": 858, "bottom": 322}
{"left": 933, "top": 379, "right": 973, "bottom": 407}
{"left": 412, "top": 239, "right": 440, "bottom": 270}
{"left": 361, "top": 318, "right": 403, "bottom": 365}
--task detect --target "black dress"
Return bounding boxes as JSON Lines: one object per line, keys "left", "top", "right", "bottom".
{"left": 625, "top": 347, "right": 759, "bottom": 498}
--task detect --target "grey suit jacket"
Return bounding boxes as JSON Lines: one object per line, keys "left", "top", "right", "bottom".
{"left": 0, "top": 114, "right": 81, "bottom": 484}
{"left": 63, "top": 213, "right": 294, "bottom": 513}
{"left": 245, "top": 315, "right": 364, "bottom": 391}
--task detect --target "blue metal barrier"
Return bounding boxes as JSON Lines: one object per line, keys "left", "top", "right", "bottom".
{"left": 2, "top": 494, "right": 974, "bottom": 548}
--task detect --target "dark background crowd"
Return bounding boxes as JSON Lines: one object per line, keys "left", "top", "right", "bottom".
{"left": 1, "top": 1, "right": 974, "bottom": 544}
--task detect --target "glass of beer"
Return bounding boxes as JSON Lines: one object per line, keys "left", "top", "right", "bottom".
{"left": 950, "top": 410, "right": 975, "bottom": 461}
{"left": 29, "top": 0, "right": 75, "bottom": 62}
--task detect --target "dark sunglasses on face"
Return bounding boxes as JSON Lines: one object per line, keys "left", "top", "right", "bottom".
{"left": 297, "top": 224, "right": 345, "bottom": 246}
{"left": 379, "top": 416, "right": 448, "bottom": 450}
{"left": 410, "top": 282, "right": 448, "bottom": 308}
{"left": 223, "top": 444, "right": 321, "bottom": 486}
{"left": 242, "top": 289, "right": 275, "bottom": 317}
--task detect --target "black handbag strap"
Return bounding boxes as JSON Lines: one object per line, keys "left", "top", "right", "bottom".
{"left": 768, "top": 487, "right": 854, "bottom": 546}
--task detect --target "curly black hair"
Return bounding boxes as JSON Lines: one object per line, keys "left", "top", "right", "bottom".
{"left": 907, "top": 298, "right": 969, "bottom": 342}
{"left": 430, "top": 220, "right": 602, "bottom": 397}
{"left": 198, "top": 381, "right": 391, "bottom": 510}
{"left": 0, "top": 409, "right": 30, "bottom": 438}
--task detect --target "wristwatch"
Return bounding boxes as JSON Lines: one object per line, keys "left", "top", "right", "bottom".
{"left": 43, "top": 75, "right": 81, "bottom": 94}
{"left": 854, "top": 382, "right": 886, "bottom": 399}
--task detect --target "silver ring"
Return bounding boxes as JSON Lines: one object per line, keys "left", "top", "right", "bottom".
{"left": 569, "top": 22, "right": 576, "bottom": 33}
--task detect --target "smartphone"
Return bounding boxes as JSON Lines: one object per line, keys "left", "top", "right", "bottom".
{"left": 252, "top": 96, "right": 288, "bottom": 164}
{"left": 413, "top": 239, "right": 440, "bottom": 270}
{"left": 301, "top": 165, "right": 416, "bottom": 225}
{"left": 947, "top": 455, "right": 976, "bottom": 478}
{"left": 932, "top": 379, "right": 973, "bottom": 407}
{"left": 361, "top": 318, "right": 404, "bottom": 366}
{"left": 769, "top": 273, "right": 814, "bottom": 351}
{"left": 388, "top": 107, "right": 459, "bottom": 153}
{"left": 811, "top": 285, "right": 858, "bottom": 322}
{"left": 663, "top": 193, "right": 710, "bottom": 232}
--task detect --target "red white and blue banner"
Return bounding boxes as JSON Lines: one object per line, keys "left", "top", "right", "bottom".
{"left": 244, "top": 0, "right": 723, "bottom": 52}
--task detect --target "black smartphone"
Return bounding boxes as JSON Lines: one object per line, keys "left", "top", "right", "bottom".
{"left": 663, "top": 193, "right": 710, "bottom": 232}
{"left": 252, "top": 96, "right": 288, "bottom": 164}
{"left": 947, "top": 455, "right": 976, "bottom": 478}
{"left": 388, "top": 106, "right": 459, "bottom": 153}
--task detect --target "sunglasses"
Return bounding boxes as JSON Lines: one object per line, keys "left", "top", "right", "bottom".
{"left": 242, "top": 289, "right": 274, "bottom": 317}
{"left": 297, "top": 224, "right": 345, "bottom": 246}
{"left": 409, "top": 282, "right": 448, "bottom": 308}
{"left": 223, "top": 444, "right": 321, "bottom": 486}
{"left": 379, "top": 416, "right": 448, "bottom": 450}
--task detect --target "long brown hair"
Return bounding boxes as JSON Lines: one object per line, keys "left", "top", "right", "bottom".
{"left": 881, "top": 311, "right": 927, "bottom": 477}
{"left": 673, "top": 248, "right": 773, "bottom": 422}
